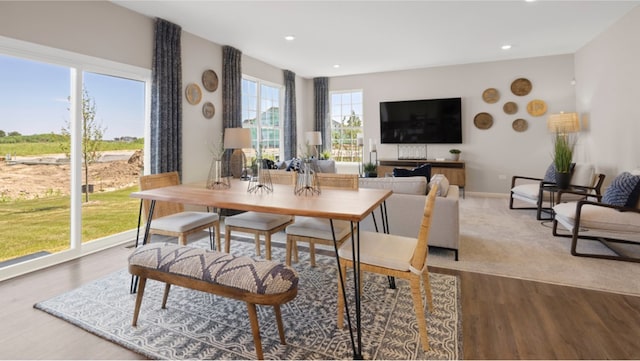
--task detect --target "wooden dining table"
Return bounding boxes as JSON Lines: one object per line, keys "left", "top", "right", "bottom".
{"left": 130, "top": 178, "right": 392, "bottom": 359}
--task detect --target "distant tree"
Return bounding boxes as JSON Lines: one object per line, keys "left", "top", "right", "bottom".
{"left": 8, "top": 131, "right": 21, "bottom": 137}
{"left": 61, "top": 88, "right": 106, "bottom": 202}
{"left": 0, "top": 130, "right": 5, "bottom": 137}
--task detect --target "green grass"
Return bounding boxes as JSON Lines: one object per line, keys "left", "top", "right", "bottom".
{"left": 0, "top": 185, "right": 140, "bottom": 262}
{"left": 0, "top": 140, "right": 143, "bottom": 157}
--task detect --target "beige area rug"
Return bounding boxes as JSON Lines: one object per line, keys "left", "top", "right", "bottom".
{"left": 427, "top": 195, "right": 640, "bottom": 296}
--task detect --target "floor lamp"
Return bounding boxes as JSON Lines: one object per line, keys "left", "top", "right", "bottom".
{"left": 224, "top": 127, "right": 252, "bottom": 179}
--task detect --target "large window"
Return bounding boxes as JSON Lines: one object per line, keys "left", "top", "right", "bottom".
{"left": 330, "top": 90, "right": 363, "bottom": 162}
{"left": 0, "top": 37, "right": 150, "bottom": 279}
{"left": 241, "top": 77, "right": 282, "bottom": 162}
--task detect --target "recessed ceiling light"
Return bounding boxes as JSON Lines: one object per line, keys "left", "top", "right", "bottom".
{"left": 333, "top": 64, "right": 340, "bottom": 68}
{"left": 284, "top": 35, "right": 295, "bottom": 41}
{"left": 501, "top": 44, "right": 512, "bottom": 50}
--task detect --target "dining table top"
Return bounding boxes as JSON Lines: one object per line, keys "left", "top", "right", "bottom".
{"left": 130, "top": 178, "right": 392, "bottom": 223}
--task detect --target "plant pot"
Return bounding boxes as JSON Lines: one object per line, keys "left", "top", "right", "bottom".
{"left": 449, "top": 154, "right": 460, "bottom": 161}
{"left": 556, "top": 172, "right": 571, "bottom": 189}
{"left": 364, "top": 172, "right": 377, "bottom": 178}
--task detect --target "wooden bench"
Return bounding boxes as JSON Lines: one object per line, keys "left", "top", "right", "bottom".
{"left": 128, "top": 243, "right": 299, "bottom": 359}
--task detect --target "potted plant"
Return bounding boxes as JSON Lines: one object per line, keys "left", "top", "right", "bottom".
{"left": 320, "top": 149, "right": 331, "bottom": 160}
{"left": 552, "top": 132, "right": 576, "bottom": 189}
{"left": 449, "top": 149, "right": 461, "bottom": 161}
{"left": 363, "top": 162, "right": 377, "bottom": 178}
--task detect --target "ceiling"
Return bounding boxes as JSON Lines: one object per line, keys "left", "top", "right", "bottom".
{"left": 112, "top": 1, "right": 639, "bottom": 78}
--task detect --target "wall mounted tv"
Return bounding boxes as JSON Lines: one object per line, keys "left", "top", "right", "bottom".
{"left": 380, "top": 97, "right": 462, "bottom": 144}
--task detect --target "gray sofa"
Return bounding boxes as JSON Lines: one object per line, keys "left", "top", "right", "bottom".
{"left": 358, "top": 175, "right": 460, "bottom": 260}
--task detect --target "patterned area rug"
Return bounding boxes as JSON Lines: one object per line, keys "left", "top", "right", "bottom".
{"left": 35, "top": 239, "right": 462, "bottom": 360}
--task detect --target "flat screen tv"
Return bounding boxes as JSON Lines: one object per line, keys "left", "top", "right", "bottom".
{"left": 380, "top": 97, "right": 462, "bottom": 144}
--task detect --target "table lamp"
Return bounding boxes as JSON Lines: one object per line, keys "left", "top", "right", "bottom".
{"left": 224, "top": 127, "right": 252, "bottom": 179}
{"left": 305, "top": 131, "right": 322, "bottom": 159}
{"left": 547, "top": 112, "right": 580, "bottom": 135}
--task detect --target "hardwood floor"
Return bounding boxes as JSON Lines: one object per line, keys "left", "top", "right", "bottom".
{"left": 1, "top": 242, "right": 639, "bottom": 359}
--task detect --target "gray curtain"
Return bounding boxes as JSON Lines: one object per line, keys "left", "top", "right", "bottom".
{"left": 314, "top": 77, "right": 330, "bottom": 152}
{"left": 222, "top": 46, "right": 242, "bottom": 129}
{"left": 221, "top": 46, "right": 242, "bottom": 174}
{"left": 150, "top": 18, "right": 182, "bottom": 176}
{"left": 283, "top": 70, "right": 297, "bottom": 160}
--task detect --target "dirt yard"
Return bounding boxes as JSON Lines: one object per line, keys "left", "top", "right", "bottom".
{"left": 0, "top": 150, "right": 143, "bottom": 200}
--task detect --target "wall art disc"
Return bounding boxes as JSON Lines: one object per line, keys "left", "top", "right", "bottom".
{"left": 202, "top": 69, "right": 219, "bottom": 92}
{"left": 202, "top": 102, "right": 215, "bottom": 119}
{"left": 526, "top": 99, "right": 547, "bottom": 116}
{"left": 482, "top": 88, "right": 500, "bottom": 104}
{"left": 474, "top": 112, "right": 493, "bottom": 130}
{"left": 503, "top": 101, "right": 518, "bottom": 114}
{"left": 512, "top": 118, "right": 528, "bottom": 132}
{"left": 511, "top": 78, "right": 532, "bottom": 96}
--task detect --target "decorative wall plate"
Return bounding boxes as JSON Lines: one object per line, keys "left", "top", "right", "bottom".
{"left": 482, "top": 88, "right": 500, "bottom": 104}
{"left": 202, "top": 69, "right": 219, "bottom": 92}
{"left": 185, "top": 83, "right": 202, "bottom": 105}
{"left": 526, "top": 99, "right": 547, "bottom": 116}
{"left": 503, "top": 101, "right": 518, "bottom": 114}
{"left": 202, "top": 102, "right": 215, "bottom": 119}
{"left": 474, "top": 112, "right": 493, "bottom": 130}
{"left": 512, "top": 118, "right": 528, "bottom": 132}
{"left": 511, "top": 78, "right": 532, "bottom": 96}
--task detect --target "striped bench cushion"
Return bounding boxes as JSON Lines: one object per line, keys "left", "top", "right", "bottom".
{"left": 129, "top": 243, "right": 298, "bottom": 295}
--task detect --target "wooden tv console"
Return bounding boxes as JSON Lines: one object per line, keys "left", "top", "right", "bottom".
{"left": 378, "top": 159, "right": 466, "bottom": 194}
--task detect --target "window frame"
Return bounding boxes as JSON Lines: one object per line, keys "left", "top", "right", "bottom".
{"left": 241, "top": 75, "right": 284, "bottom": 162}
{"left": 0, "top": 36, "right": 151, "bottom": 281}
{"left": 329, "top": 89, "right": 364, "bottom": 163}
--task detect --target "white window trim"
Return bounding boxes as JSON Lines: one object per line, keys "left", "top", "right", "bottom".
{"left": 329, "top": 89, "right": 364, "bottom": 163}
{"left": 0, "top": 36, "right": 151, "bottom": 281}
{"left": 241, "top": 74, "right": 284, "bottom": 160}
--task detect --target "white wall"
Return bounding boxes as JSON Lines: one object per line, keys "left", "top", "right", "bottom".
{"left": 180, "top": 33, "right": 223, "bottom": 184}
{"left": 575, "top": 5, "right": 640, "bottom": 181}
{"left": 329, "top": 55, "right": 576, "bottom": 193}
{"left": 3, "top": 1, "right": 636, "bottom": 194}
{"left": 0, "top": 1, "right": 153, "bottom": 69}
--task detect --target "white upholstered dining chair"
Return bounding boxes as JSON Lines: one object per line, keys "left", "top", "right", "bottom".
{"left": 336, "top": 184, "right": 438, "bottom": 352}
{"left": 139, "top": 171, "right": 221, "bottom": 249}
{"left": 224, "top": 170, "right": 296, "bottom": 260}
{"left": 285, "top": 173, "right": 359, "bottom": 266}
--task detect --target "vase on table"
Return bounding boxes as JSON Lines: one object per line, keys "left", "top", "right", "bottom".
{"left": 206, "top": 159, "right": 230, "bottom": 189}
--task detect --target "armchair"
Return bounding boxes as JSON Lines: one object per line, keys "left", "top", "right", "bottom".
{"left": 552, "top": 171, "right": 640, "bottom": 263}
{"left": 510, "top": 163, "right": 605, "bottom": 220}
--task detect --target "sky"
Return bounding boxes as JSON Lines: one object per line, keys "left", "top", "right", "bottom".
{"left": 0, "top": 54, "right": 145, "bottom": 140}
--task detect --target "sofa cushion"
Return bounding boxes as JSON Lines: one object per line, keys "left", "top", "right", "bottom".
{"left": 393, "top": 163, "right": 431, "bottom": 181}
{"left": 312, "top": 159, "right": 337, "bottom": 173}
{"left": 359, "top": 176, "right": 427, "bottom": 195}
{"left": 602, "top": 172, "right": 640, "bottom": 208}
{"left": 428, "top": 174, "right": 450, "bottom": 197}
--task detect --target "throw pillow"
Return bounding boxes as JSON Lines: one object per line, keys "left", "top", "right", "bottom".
{"left": 285, "top": 158, "right": 302, "bottom": 172}
{"left": 393, "top": 163, "right": 431, "bottom": 181}
{"left": 428, "top": 174, "right": 450, "bottom": 197}
{"left": 602, "top": 172, "right": 640, "bottom": 208}
{"left": 542, "top": 162, "right": 556, "bottom": 183}
{"left": 542, "top": 162, "right": 576, "bottom": 183}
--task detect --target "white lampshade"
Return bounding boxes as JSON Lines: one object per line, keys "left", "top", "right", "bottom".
{"left": 224, "top": 127, "right": 252, "bottom": 149}
{"left": 356, "top": 134, "right": 364, "bottom": 146}
{"left": 547, "top": 112, "right": 580, "bottom": 134}
{"left": 306, "top": 131, "right": 322, "bottom": 146}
